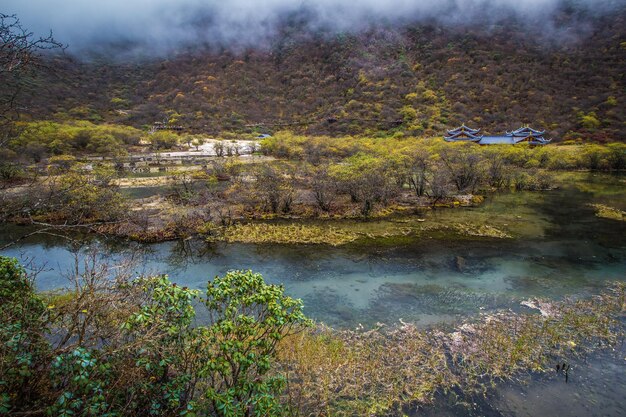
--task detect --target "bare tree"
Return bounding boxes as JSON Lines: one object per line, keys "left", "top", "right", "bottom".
{"left": 232, "top": 142, "right": 241, "bottom": 156}
{"left": 485, "top": 153, "right": 510, "bottom": 189}
{"left": 310, "top": 164, "right": 337, "bottom": 212}
{"left": 427, "top": 165, "right": 451, "bottom": 206}
{"left": 0, "top": 13, "right": 65, "bottom": 141}
{"left": 255, "top": 164, "right": 295, "bottom": 214}
{"left": 405, "top": 148, "right": 430, "bottom": 197}
{"left": 212, "top": 141, "right": 225, "bottom": 157}
{"left": 438, "top": 146, "right": 484, "bottom": 193}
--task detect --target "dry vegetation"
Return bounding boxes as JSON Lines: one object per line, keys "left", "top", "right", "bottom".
{"left": 589, "top": 203, "right": 626, "bottom": 221}
{"left": 210, "top": 223, "right": 361, "bottom": 246}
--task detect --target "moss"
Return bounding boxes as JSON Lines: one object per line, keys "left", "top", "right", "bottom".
{"left": 211, "top": 223, "right": 361, "bottom": 246}
{"left": 451, "top": 223, "right": 512, "bottom": 238}
{"left": 589, "top": 203, "right": 625, "bottom": 222}
{"left": 201, "top": 213, "right": 516, "bottom": 246}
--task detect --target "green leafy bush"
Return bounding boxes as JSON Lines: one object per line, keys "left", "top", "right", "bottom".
{"left": 0, "top": 257, "right": 311, "bottom": 417}
{"left": 201, "top": 270, "right": 312, "bottom": 416}
{"left": 0, "top": 257, "right": 49, "bottom": 413}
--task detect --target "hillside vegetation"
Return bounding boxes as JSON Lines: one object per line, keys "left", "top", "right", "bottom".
{"left": 26, "top": 6, "right": 626, "bottom": 141}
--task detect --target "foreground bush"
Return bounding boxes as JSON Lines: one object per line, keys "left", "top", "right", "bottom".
{"left": 0, "top": 257, "right": 310, "bottom": 416}
{"left": 0, "top": 257, "right": 50, "bottom": 413}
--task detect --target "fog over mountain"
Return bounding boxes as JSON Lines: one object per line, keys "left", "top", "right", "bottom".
{"left": 4, "top": 0, "right": 626, "bottom": 55}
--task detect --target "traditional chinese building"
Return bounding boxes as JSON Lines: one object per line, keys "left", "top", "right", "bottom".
{"left": 444, "top": 125, "right": 551, "bottom": 145}
{"left": 505, "top": 126, "right": 551, "bottom": 145}
{"left": 444, "top": 124, "right": 483, "bottom": 142}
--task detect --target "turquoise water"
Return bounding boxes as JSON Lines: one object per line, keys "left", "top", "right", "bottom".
{"left": 1, "top": 172, "right": 624, "bottom": 329}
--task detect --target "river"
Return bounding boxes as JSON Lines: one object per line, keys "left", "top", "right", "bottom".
{"left": 2, "top": 172, "right": 624, "bottom": 328}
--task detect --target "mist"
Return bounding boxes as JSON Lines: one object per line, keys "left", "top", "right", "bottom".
{"left": 4, "top": 0, "right": 625, "bottom": 56}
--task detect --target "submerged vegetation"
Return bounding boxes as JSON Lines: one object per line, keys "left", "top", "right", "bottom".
{"left": 280, "top": 283, "right": 625, "bottom": 416}
{"left": 1, "top": 255, "right": 624, "bottom": 416}
{"left": 199, "top": 219, "right": 514, "bottom": 246}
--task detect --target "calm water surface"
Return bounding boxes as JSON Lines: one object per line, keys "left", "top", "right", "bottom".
{"left": 419, "top": 345, "right": 626, "bottom": 417}
{"left": 2, "top": 172, "right": 624, "bottom": 328}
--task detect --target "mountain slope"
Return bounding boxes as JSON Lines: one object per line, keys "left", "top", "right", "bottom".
{"left": 29, "top": 6, "right": 626, "bottom": 141}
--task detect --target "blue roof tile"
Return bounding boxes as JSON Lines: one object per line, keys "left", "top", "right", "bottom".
{"left": 477, "top": 136, "right": 517, "bottom": 145}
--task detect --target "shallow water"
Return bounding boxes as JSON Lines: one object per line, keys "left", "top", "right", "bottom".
{"left": 419, "top": 345, "right": 626, "bottom": 417}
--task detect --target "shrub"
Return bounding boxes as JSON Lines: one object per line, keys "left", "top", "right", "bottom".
{"left": 201, "top": 270, "right": 312, "bottom": 416}
{"left": 579, "top": 112, "right": 601, "bottom": 129}
{"left": 0, "top": 256, "right": 311, "bottom": 417}
{"left": 0, "top": 257, "right": 49, "bottom": 413}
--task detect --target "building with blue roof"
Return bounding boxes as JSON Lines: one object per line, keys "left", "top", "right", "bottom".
{"left": 444, "top": 125, "right": 551, "bottom": 145}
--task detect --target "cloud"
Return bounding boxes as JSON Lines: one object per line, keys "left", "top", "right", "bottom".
{"left": 3, "top": 0, "right": 624, "bottom": 56}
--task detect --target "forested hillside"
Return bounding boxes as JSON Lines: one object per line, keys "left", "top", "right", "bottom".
{"left": 28, "top": 6, "right": 626, "bottom": 141}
